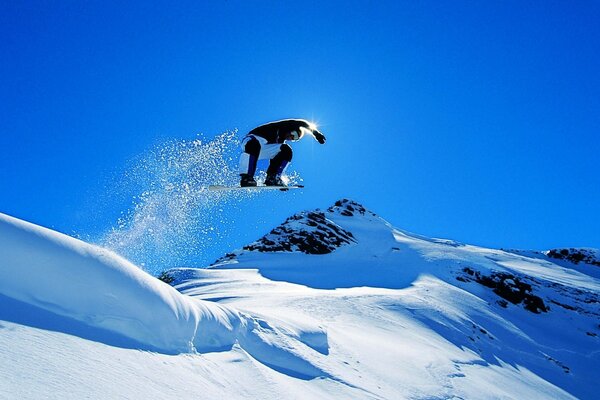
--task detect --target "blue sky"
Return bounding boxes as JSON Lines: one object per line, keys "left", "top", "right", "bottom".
{"left": 1, "top": 1, "right": 599, "bottom": 270}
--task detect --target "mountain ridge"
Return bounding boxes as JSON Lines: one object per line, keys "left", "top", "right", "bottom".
{"left": 202, "top": 198, "right": 599, "bottom": 275}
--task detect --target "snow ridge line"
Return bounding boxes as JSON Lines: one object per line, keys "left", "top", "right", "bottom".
{"left": 0, "top": 212, "right": 331, "bottom": 381}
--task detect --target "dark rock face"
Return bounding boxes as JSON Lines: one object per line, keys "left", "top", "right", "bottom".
{"left": 458, "top": 267, "right": 549, "bottom": 313}
{"left": 327, "top": 198, "right": 375, "bottom": 218}
{"left": 211, "top": 199, "right": 376, "bottom": 263}
{"left": 156, "top": 268, "right": 200, "bottom": 286}
{"left": 242, "top": 210, "right": 356, "bottom": 255}
{"left": 212, "top": 200, "right": 367, "bottom": 265}
{"left": 229, "top": 199, "right": 371, "bottom": 256}
{"left": 547, "top": 248, "right": 600, "bottom": 267}
{"left": 157, "top": 271, "right": 175, "bottom": 284}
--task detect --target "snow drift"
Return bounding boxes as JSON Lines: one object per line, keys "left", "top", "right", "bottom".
{"left": 0, "top": 210, "right": 330, "bottom": 387}
{"left": 0, "top": 212, "right": 241, "bottom": 353}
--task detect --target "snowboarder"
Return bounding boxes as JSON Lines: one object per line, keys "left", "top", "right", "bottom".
{"left": 239, "top": 118, "right": 326, "bottom": 187}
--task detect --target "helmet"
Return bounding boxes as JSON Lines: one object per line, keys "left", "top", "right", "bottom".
{"left": 289, "top": 129, "right": 305, "bottom": 141}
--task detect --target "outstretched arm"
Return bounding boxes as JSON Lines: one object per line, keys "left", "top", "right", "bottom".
{"left": 272, "top": 119, "right": 326, "bottom": 144}
{"left": 312, "top": 128, "right": 326, "bottom": 144}
{"left": 294, "top": 119, "right": 326, "bottom": 144}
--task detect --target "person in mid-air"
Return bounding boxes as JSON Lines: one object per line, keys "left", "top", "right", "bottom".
{"left": 239, "top": 118, "right": 326, "bottom": 187}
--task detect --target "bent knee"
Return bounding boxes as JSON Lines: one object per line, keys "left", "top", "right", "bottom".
{"left": 280, "top": 143, "right": 293, "bottom": 161}
{"left": 244, "top": 137, "right": 261, "bottom": 156}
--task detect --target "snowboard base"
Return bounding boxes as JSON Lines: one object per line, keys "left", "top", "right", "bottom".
{"left": 208, "top": 184, "right": 304, "bottom": 192}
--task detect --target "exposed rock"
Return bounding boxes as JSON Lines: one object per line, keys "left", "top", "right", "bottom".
{"left": 157, "top": 271, "right": 175, "bottom": 284}
{"left": 211, "top": 200, "right": 369, "bottom": 265}
{"left": 242, "top": 209, "right": 356, "bottom": 255}
{"left": 327, "top": 198, "right": 376, "bottom": 217}
{"left": 546, "top": 248, "right": 600, "bottom": 267}
{"left": 544, "top": 354, "right": 571, "bottom": 374}
{"left": 458, "top": 267, "right": 548, "bottom": 313}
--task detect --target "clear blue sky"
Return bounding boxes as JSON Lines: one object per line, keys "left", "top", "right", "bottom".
{"left": 1, "top": 1, "right": 599, "bottom": 270}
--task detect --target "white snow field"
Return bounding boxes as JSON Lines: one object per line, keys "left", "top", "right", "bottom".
{"left": 1, "top": 200, "right": 599, "bottom": 399}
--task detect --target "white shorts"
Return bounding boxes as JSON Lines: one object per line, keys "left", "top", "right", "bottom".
{"left": 239, "top": 135, "right": 288, "bottom": 174}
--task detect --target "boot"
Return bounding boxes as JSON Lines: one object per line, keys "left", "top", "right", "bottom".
{"left": 264, "top": 174, "right": 286, "bottom": 187}
{"left": 240, "top": 174, "right": 257, "bottom": 187}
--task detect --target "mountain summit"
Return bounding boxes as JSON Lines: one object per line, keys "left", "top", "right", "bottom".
{"left": 228, "top": 199, "right": 364, "bottom": 256}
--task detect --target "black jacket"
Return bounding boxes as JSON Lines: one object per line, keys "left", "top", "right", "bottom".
{"left": 247, "top": 119, "right": 311, "bottom": 144}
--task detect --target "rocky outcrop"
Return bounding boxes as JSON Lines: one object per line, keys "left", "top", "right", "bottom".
{"left": 546, "top": 248, "right": 600, "bottom": 267}
{"left": 327, "top": 198, "right": 376, "bottom": 218}
{"left": 214, "top": 200, "right": 369, "bottom": 264}
{"left": 242, "top": 209, "right": 356, "bottom": 255}
{"left": 457, "top": 267, "right": 548, "bottom": 313}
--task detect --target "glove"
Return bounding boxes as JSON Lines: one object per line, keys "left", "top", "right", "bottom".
{"left": 313, "top": 130, "right": 326, "bottom": 144}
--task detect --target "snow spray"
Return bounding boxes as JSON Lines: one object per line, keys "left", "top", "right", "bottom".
{"left": 100, "top": 131, "right": 301, "bottom": 275}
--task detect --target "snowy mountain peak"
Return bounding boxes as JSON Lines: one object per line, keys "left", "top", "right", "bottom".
{"left": 326, "top": 198, "right": 376, "bottom": 218}
{"left": 219, "top": 200, "right": 365, "bottom": 259}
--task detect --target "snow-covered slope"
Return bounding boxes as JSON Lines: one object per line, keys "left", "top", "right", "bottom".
{"left": 169, "top": 199, "right": 600, "bottom": 399}
{"left": 0, "top": 211, "right": 338, "bottom": 398}
{"left": 0, "top": 212, "right": 246, "bottom": 354}
{"left": 1, "top": 200, "right": 599, "bottom": 399}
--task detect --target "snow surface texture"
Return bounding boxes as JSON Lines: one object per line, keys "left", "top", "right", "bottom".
{"left": 1, "top": 200, "right": 599, "bottom": 399}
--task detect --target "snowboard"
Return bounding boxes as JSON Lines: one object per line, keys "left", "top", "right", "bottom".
{"left": 208, "top": 184, "right": 304, "bottom": 192}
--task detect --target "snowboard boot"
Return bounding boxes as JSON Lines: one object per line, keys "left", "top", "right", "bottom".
{"left": 264, "top": 174, "right": 286, "bottom": 187}
{"left": 240, "top": 174, "right": 257, "bottom": 187}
